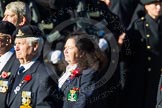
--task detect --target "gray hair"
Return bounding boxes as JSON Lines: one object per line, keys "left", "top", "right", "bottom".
{"left": 5, "top": 1, "right": 31, "bottom": 24}
{"left": 26, "top": 37, "right": 44, "bottom": 58}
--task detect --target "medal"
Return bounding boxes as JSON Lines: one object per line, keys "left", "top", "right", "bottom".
{"left": 14, "top": 74, "right": 32, "bottom": 94}
{"left": 14, "top": 85, "right": 20, "bottom": 94}
{"left": 20, "top": 91, "right": 32, "bottom": 108}
{"left": 0, "top": 80, "right": 8, "bottom": 93}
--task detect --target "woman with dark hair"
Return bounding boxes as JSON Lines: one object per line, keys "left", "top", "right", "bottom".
{"left": 58, "top": 33, "right": 107, "bottom": 108}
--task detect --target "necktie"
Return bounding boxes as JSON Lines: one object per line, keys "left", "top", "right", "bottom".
{"left": 18, "top": 66, "right": 25, "bottom": 75}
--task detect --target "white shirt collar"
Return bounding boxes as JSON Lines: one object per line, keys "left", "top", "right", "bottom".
{"left": 0, "top": 48, "right": 14, "bottom": 72}
{"left": 58, "top": 64, "right": 78, "bottom": 88}
{"left": 20, "top": 61, "right": 35, "bottom": 73}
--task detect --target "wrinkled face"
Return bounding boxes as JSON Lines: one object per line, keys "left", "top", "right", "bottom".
{"left": 145, "top": 2, "right": 162, "bottom": 19}
{"left": 64, "top": 38, "right": 79, "bottom": 65}
{"left": 14, "top": 38, "right": 34, "bottom": 63}
{"left": 2, "top": 9, "right": 18, "bottom": 26}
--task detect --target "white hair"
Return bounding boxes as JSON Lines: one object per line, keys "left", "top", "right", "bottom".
{"left": 26, "top": 37, "right": 44, "bottom": 58}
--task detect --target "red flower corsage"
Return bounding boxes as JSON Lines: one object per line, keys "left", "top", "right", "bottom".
{"left": 24, "top": 74, "right": 32, "bottom": 82}
{"left": 72, "top": 87, "right": 80, "bottom": 91}
{"left": 70, "top": 68, "right": 80, "bottom": 79}
{"left": 0, "top": 71, "right": 11, "bottom": 79}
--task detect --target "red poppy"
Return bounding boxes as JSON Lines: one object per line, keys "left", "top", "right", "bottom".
{"left": 73, "top": 87, "right": 80, "bottom": 91}
{"left": 70, "top": 68, "right": 80, "bottom": 79}
{"left": 0, "top": 71, "right": 11, "bottom": 79}
{"left": 24, "top": 74, "right": 32, "bottom": 82}
{"left": 72, "top": 69, "right": 79, "bottom": 75}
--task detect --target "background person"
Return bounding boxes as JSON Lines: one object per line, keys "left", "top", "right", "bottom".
{"left": 2, "top": 1, "right": 31, "bottom": 27}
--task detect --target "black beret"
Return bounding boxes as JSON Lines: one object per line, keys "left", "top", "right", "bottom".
{"left": 15, "top": 25, "right": 42, "bottom": 38}
{"left": 0, "top": 21, "right": 16, "bottom": 36}
{"left": 141, "top": 0, "right": 162, "bottom": 4}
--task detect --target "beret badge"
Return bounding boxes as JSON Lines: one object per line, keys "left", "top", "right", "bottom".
{"left": 16, "top": 29, "right": 24, "bottom": 37}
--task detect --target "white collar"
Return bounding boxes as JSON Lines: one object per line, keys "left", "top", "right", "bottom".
{"left": 20, "top": 61, "right": 35, "bottom": 72}
{"left": 66, "top": 64, "right": 78, "bottom": 73}
{"left": 0, "top": 48, "right": 14, "bottom": 61}
{"left": 0, "top": 48, "right": 14, "bottom": 72}
{"left": 58, "top": 64, "right": 78, "bottom": 88}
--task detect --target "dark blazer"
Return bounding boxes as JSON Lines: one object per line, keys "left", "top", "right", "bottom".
{"left": 6, "top": 60, "right": 57, "bottom": 108}
{"left": 156, "top": 74, "right": 162, "bottom": 108}
{"left": 59, "top": 67, "right": 97, "bottom": 108}
{"left": 0, "top": 52, "right": 19, "bottom": 108}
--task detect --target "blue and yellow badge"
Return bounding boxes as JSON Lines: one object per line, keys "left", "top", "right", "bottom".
{"left": 0, "top": 80, "right": 8, "bottom": 93}
{"left": 67, "top": 87, "right": 80, "bottom": 102}
{"left": 20, "top": 91, "right": 32, "bottom": 108}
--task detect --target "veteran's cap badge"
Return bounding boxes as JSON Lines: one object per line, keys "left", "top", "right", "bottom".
{"left": 16, "top": 29, "right": 24, "bottom": 37}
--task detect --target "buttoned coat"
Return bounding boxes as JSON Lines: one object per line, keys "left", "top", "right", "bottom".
{"left": 125, "top": 14, "right": 162, "bottom": 108}
{"left": 6, "top": 60, "right": 57, "bottom": 108}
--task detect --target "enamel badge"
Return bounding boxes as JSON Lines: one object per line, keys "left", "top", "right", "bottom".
{"left": 20, "top": 91, "right": 32, "bottom": 108}
{"left": 67, "top": 87, "right": 80, "bottom": 102}
{"left": 0, "top": 80, "right": 8, "bottom": 93}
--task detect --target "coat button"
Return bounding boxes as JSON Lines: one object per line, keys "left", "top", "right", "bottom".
{"left": 146, "top": 23, "right": 149, "bottom": 27}
{"left": 147, "top": 46, "right": 151, "bottom": 49}
{"left": 141, "top": 38, "right": 144, "bottom": 42}
{"left": 146, "top": 34, "right": 150, "bottom": 38}
{"left": 148, "top": 57, "right": 151, "bottom": 61}
{"left": 141, "top": 17, "right": 145, "bottom": 20}
{"left": 148, "top": 68, "right": 151, "bottom": 72}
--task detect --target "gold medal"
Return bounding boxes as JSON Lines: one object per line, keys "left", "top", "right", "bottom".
{"left": 20, "top": 91, "right": 32, "bottom": 108}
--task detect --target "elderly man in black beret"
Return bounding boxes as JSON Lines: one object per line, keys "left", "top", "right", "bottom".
{"left": 122, "top": 0, "right": 162, "bottom": 108}
{"left": 0, "top": 21, "right": 18, "bottom": 108}
{"left": 6, "top": 25, "right": 58, "bottom": 108}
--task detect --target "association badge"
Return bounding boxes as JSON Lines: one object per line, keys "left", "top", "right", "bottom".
{"left": 20, "top": 91, "right": 32, "bottom": 108}
{"left": 67, "top": 87, "right": 80, "bottom": 102}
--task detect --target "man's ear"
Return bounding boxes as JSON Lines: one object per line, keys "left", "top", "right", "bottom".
{"left": 18, "top": 16, "right": 26, "bottom": 26}
{"left": 33, "top": 42, "right": 39, "bottom": 52}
